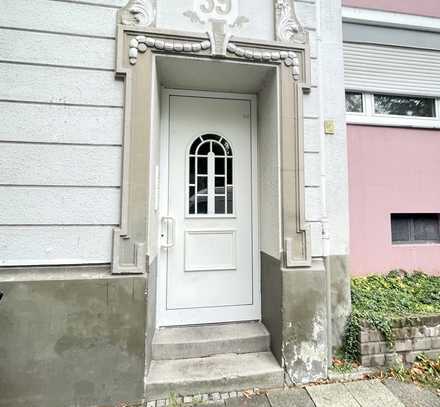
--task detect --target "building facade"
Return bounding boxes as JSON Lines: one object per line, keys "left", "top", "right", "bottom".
{"left": 0, "top": 1, "right": 350, "bottom": 405}
{"left": 3, "top": 0, "right": 439, "bottom": 406}
{"left": 343, "top": 0, "right": 440, "bottom": 276}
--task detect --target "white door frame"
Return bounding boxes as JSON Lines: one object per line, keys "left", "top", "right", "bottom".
{"left": 157, "top": 88, "right": 260, "bottom": 327}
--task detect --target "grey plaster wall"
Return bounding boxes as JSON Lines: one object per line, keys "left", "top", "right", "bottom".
{"left": 258, "top": 69, "right": 280, "bottom": 259}
{"left": 319, "top": 0, "right": 350, "bottom": 257}
{"left": 0, "top": 0, "right": 124, "bottom": 266}
{"left": 261, "top": 252, "right": 283, "bottom": 364}
{"left": 0, "top": 275, "right": 146, "bottom": 407}
{"left": 329, "top": 255, "right": 351, "bottom": 352}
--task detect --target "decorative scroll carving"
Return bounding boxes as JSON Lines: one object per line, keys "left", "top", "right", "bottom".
{"left": 227, "top": 43, "right": 301, "bottom": 80}
{"left": 275, "top": 0, "right": 306, "bottom": 43}
{"left": 128, "top": 36, "right": 211, "bottom": 65}
{"left": 119, "top": 0, "right": 156, "bottom": 27}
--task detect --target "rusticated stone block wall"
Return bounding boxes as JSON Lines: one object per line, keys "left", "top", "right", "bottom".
{"left": 360, "top": 315, "right": 440, "bottom": 367}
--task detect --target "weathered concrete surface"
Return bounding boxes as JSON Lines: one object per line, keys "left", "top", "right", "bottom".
{"left": 145, "top": 257, "right": 157, "bottom": 375}
{"left": 384, "top": 379, "right": 440, "bottom": 407}
{"left": 282, "top": 260, "right": 328, "bottom": 384}
{"left": 152, "top": 321, "right": 270, "bottom": 360}
{"left": 261, "top": 252, "right": 282, "bottom": 364}
{"left": 330, "top": 255, "right": 351, "bottom": 352}
{"left": 145, "top": 352, "right": 284, "bottom": 400}
{"left": 0, "top": 275, "right": 146, "bottom": 407}
{"left": 267, "top": 388, "right": 315, "bottom": 407}
{"left": 328, "top": 366, "right": 377, "bottom": 382}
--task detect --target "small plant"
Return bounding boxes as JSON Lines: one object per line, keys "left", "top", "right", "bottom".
{"left": 342, "top": 271, "right": 440, "bottom": 362}
{"left": 388, "top": 354, "right": 440, "bottom": 391}
{"left": 167, "top": 393, "right": 203, "bottom": 407}
{"left": 331, "top": 357, "right": 357, "bottom": 374}
{"left": 168, "top": 393, "right": 182, "bottom": 407}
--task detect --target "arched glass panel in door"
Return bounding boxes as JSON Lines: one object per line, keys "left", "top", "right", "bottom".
{"left": 188, "top": 134, "right": 233, "bottom": 215}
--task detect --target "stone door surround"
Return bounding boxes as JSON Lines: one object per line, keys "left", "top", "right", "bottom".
{"left": 112, "top": 0, "right": 312, "bottom": 274}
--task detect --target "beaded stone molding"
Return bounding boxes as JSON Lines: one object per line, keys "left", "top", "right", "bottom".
{"left": 128, "top": 36, "right": 211, "bottom": 65}
{"left": 128, "top": 36, "right": 301, "bottom": 80}
{"left": 227, "top": 42, "right": 301, "bottom": 80}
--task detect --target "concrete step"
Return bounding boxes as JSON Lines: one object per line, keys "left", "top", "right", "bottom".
{"left": 145, "top": 351, "right": 284, "bottom": 401}
{"left": 152, "top": 321, "right": 270, "bottom": 360}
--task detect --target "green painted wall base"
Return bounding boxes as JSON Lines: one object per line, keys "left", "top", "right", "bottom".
{"left": 0, "top": 274, "right": 146, "bottom": 407}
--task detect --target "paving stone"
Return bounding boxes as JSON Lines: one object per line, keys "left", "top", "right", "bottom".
{"left": 431, "top": 337, "right": 440, "bottom": 348}
{"left": 344, "top": 379, "right": 405, "bottom": 406}
{"left": 267, "top": 388, "right": 315, "bottom": 407}
{"left": 395, "top": 339, "right": 413, "bottom": 352}
{"left": 361, "top": 341, "right": 387, "bottom": 355}
{"left": 225, "top": 395, "right": 271, "bottom": 407}
{"left": 368, "top": 330, "right": 384, "bottom": 342}
{"left": 385, "top": 352, "right": 403, "bottom": 367}
{"left": 413, "top": 338, "right": 431, "bottom": 351}
{"left": 384, "top": 379, "right": 440, "bottom": 407}
{"left": 306, "top": 383, "right": 361, "bottom": 407}
{"left": 360, "top": 331, "right": 369, "bottom": 342}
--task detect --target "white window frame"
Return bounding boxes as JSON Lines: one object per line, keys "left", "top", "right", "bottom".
{"left": 346, "top": 92, "right": 440, "bottom": 129}
{"left": 186, "top": 134, "right": 235, "bottom": 218}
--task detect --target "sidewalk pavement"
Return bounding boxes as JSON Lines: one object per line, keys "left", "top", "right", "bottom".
{"left": 199, "top": 379, "right": 439, "bottom": 407}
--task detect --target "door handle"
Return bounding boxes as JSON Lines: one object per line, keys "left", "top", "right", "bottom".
{"left": 161, "top": 216, "right": 175, "bottom": 248}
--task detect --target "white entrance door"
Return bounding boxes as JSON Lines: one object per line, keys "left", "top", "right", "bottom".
{"left": 158, "top": 90, "right": 260, "bottom": 326}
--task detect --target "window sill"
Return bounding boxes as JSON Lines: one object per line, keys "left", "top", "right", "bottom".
{"left": 346, "top": 114, "right": 440, "bottom": 129}
{"left": 392, "top": 242, "right": 440, "bottom": 247}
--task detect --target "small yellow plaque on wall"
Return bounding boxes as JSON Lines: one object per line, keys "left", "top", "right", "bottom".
{"left": 324, "top": 120, "right": 336, "bottom": 135}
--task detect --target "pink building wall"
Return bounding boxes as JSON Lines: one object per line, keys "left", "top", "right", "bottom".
{"left": 342, "top": 0, "right": 440, "bottom": 18}
{"left": 348, "top": 125, "right": 440, "bottom": 276}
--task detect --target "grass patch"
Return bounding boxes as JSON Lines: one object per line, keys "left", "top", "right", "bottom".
{"left": 342, "top": 271, "right": 440, "bottom": 362}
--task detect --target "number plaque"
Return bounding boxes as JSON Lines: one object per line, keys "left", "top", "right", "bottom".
{"left": 194, "top": 0, "right": 238, "bottom": 25}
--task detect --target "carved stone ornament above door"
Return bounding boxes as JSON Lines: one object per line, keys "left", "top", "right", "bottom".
{"left": 112, "top": 1, "right": 312, "bottom": 274}
{"left": 275, "top": 0, "right": 306, "bottom": 43}
{"left": 118, "top": 0, "right": 306, "bottom": 45}
{"left": 119, "top": 0, "right": 156, "bottom": 26}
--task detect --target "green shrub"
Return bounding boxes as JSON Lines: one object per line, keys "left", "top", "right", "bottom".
{"left": 342, "top": 271, "right": 440, "bottom": 362}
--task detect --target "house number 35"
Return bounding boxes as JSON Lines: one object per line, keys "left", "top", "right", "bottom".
{"left": 200, "top": 0, "right": 232, "bottom": 15}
